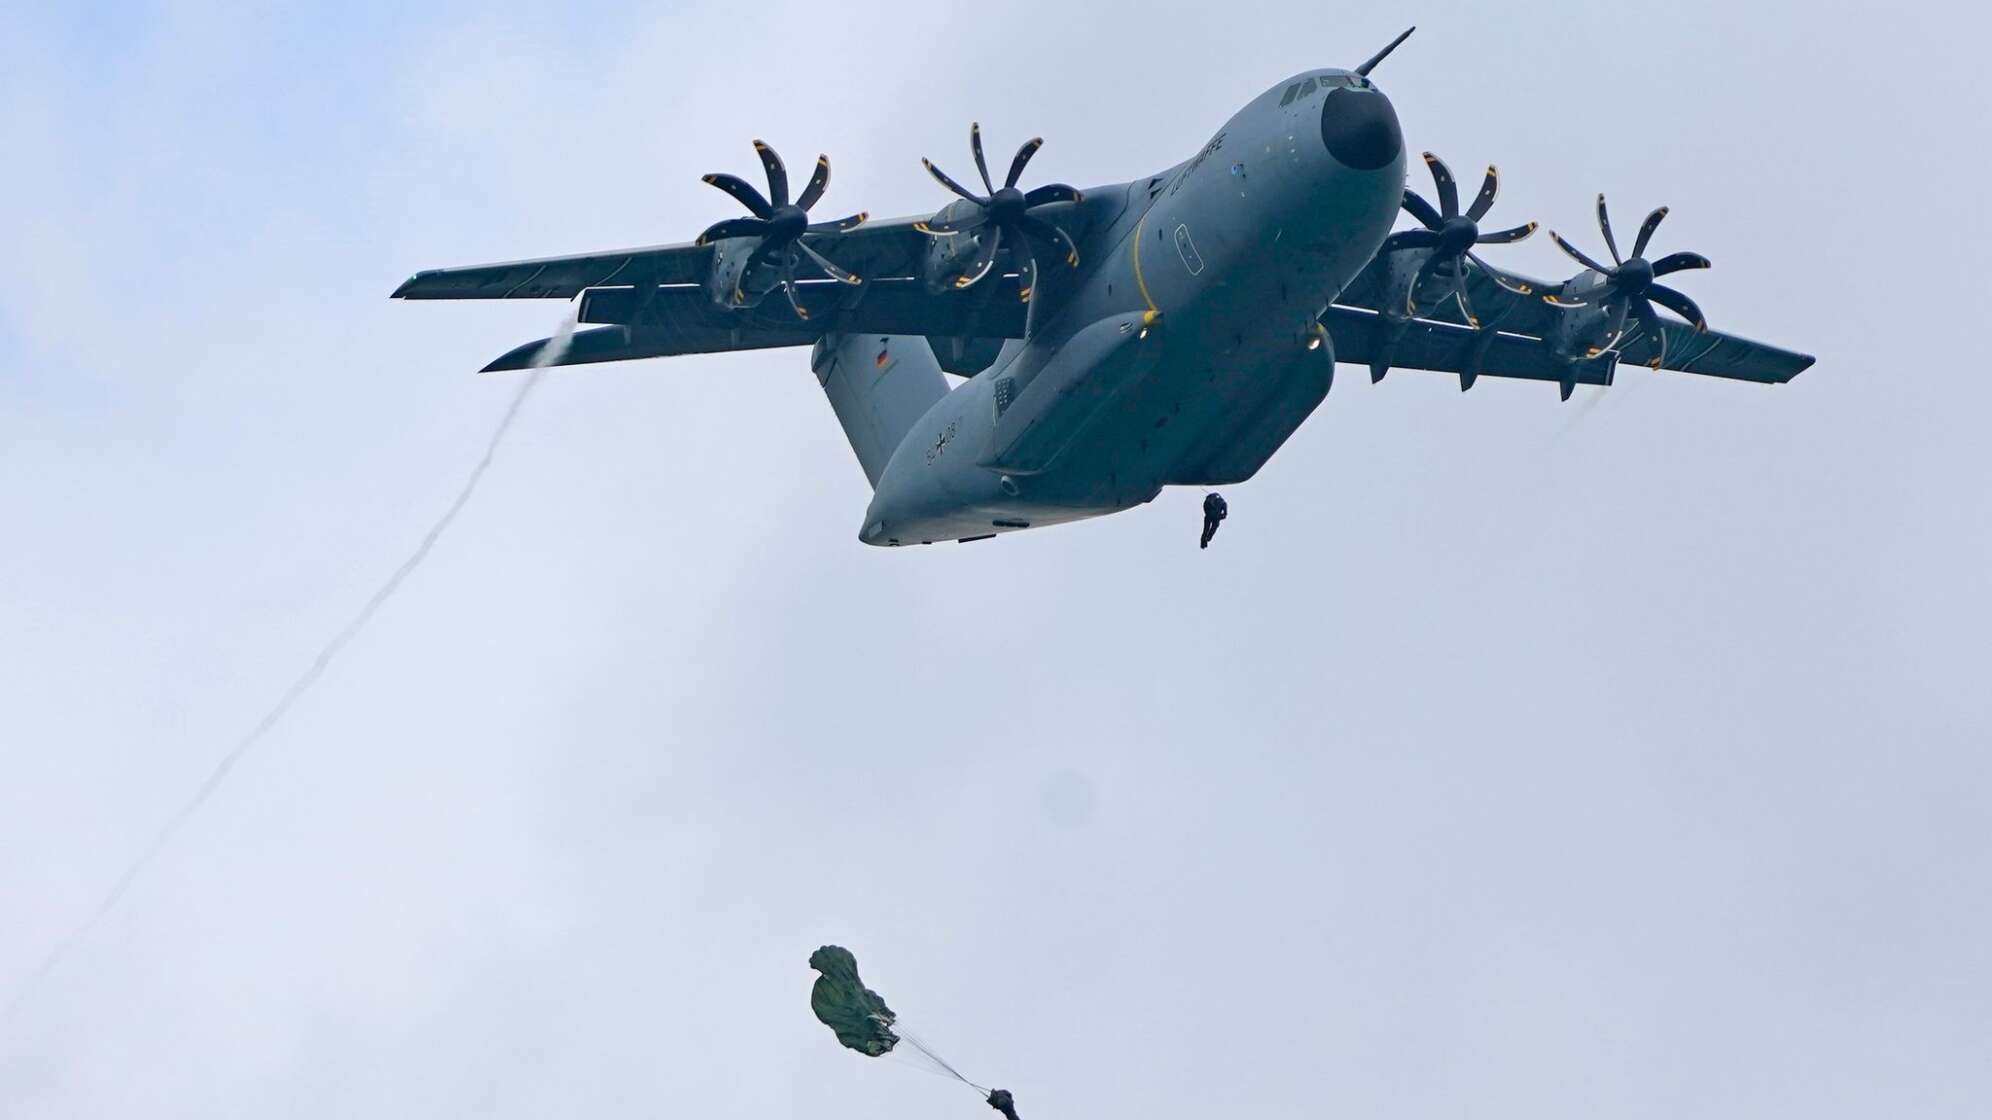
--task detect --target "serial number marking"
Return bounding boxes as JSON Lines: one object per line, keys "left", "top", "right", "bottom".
{"left": 925, "top": 418, "right": 961, "bottom": 465}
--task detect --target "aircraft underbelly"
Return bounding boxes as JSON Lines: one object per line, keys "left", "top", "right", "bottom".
{"left": 1044, "top": 318, "right": 1329, "bottom": 495}
{"left": 1055, "top": 174, "right": 1390, "bottom": 489}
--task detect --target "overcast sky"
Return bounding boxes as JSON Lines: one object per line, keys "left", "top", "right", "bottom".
{"left": 3, "top": 2, "right": 1988, "bottom": 1117}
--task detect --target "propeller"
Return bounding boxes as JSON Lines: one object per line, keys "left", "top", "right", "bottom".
{"left": 916, "top": 123, "right": 1084, "bottom": 303}
{"left": 1545, "top": 195, "right": 1713, "bottom": 367}
{"left": 694, "top": 141, "right": 867, "bottom": 320}
{"left": 1380, "top": 152, "right": 1539, "bottom": 327}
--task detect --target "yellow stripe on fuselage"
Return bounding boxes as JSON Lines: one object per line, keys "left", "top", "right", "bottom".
{"left": 1130, "top": 211, "right": 1159, "bottom": 315}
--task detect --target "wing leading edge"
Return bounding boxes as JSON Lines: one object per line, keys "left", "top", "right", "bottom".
{"left": 390, "top": 215, "right": 934, "bottom": 301}
{"left": 1321, "top": 306, "right": 1618, "bottom": 390}
{"left": 1333, "top": 252, "right": 1813, "bottom": 388}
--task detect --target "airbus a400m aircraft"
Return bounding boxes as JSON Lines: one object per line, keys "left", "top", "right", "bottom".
{"left": 393, "top": 29, "right": 1812, "bottom": 548}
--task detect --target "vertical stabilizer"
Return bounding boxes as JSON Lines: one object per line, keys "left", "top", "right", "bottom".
{"left": 812, "top": 333, "right": 950, "bottom": 488}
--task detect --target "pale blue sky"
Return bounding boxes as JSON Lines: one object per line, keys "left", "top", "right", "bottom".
{"left": 3, "top": 2, "right": 1988, "bottom": 1117}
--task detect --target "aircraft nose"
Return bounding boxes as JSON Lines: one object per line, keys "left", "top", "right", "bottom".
{"left": 1319, "top": 86, "right": 1401, "bottom": 171}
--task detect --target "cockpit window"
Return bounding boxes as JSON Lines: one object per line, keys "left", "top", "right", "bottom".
{"left": 1285, "top": 74, "right": 1366, "bottom": 107}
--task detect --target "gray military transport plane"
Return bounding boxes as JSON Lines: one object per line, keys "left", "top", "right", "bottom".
{"left": 392, "top": 29, "right": 1812, "bottom": 548}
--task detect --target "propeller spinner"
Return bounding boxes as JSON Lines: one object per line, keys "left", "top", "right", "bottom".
{"left": 916, "top": 124, "right": 1083, "bottom": 303}
{"left": 1546, "top": 195, "right": 1712, "bottom": 367}
{"left": 695, "top": 141, "right": 866, "bottom": 320}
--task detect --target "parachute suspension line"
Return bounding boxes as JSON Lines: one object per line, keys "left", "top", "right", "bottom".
{"left": 892, "top": 1021, "right": 989, "bottom": 1097}
{"left": 808, "top": 945, "right": 989, "bottom": 1100}
{"left": 880, "top": 1045, "right": 974, "bottom": 1088}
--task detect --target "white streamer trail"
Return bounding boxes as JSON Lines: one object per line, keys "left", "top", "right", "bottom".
{"left": 4, "top": 317, "right": 572, "bottom": 1022}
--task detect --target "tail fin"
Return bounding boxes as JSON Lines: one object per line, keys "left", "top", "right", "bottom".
{"left": 812, "top": 334, "right": 950, "bottom": 488}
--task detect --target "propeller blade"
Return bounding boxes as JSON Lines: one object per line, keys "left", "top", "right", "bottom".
{"left": 794, "top": 156, "right": 832, "bottom": 212}
{"left": 1017, "top": 214, "right": 1081, "bottom": 267}
{"left": 1451, "top": 261, "right": 1481, "bottom": 328}
{"left": 798, "top": 240, "right": 862, "bottom": 285}
{"left": 1016, "top": 248, "right": 1038, "bottom": 303}
{"left": 913, "top": 210, "right": 989, "bottom": 236}
{"left": 744, "top": 236, "right": 786, "bottom": 276}
{"left": 1596, "top": 194, "right": 1622, "bottom": 265}
{"left": 1631, "top": 206, "right": 1670, "bottom": 260}
{"left": 923, "top": 158, "right": 987, "bottom": 205}
{"left": 1005, "top": 137, "right": 1044, "bottom": 190}
{"left": 1651, "top": 251, "right": 1712, "bottom": 277}
{"left": 752, "top": 141, "right": 789, "bottom": 208}
{"left": 1549, "top": 230, "right": 1614, "bottom": 276}
{"left": 1603, "top": 298, "right": 1631, "bottom": 352}
{"left": 1468, "top": 251, "right": 1534, "bottom": 295}
{"left": 695, "top": 217, "right": 772, "bottom": 245}
{"left": 805, "top": 211, "right": 867, "bottom": 235}
{"left": 1023, "top": 183, "right": 1082, "bottom": 208}
{"left": 1647, "top": 282, "right": 1707, "bottom": 332}
{"left": 1423, "top": 152, "right": 1459, "bottom": 218}
{"left": 1543, "top": 286, "right": 1594, "bottom": 308}
{"left": 1466, "top": 166, "right": 1500, "bottom": 222}
{"left": 780, "top": 275, "right": 812, "bottom": 321}
{"left": 1401, "top": 190, "right": 1444, "bottom": 230}
{"left": 1475, "top": 221, "right": 1537, "bottom": 245}
{"left": 1380, "top": 228, "right": 1442, "bottom": 253}
{"left": 1406, "top": 251, "right": 1450, "bottom": 316}
{"left": 729, "top": 237, "right": 788, "bottom": 303}
{"left": 970, "top": 123, "right": 995, "bottom": 195}
{"left": 703, "top": 173, "right": 774, "bottom": 219}
{"left": 953, "top": 226, "right": 1003, "bottom": 289}
{"left": 1631, "top": 298, "right": 1669, "bottom": 368}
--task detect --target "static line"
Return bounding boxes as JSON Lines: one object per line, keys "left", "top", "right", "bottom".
{"left": 4, "top": 359, "right": 555, "bottom": 1024}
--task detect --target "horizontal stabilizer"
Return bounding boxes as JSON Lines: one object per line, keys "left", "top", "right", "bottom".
{"left": 479, "top": 325, "right": 772, "bottom": 371}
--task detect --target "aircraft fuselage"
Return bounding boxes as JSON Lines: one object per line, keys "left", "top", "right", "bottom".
{"left": 861, "top": 69, "right": 1406, "bottom": 545}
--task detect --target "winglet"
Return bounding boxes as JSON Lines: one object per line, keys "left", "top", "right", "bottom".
{"left": 1355, "top": 27, "right": 1415, "bottom": 78}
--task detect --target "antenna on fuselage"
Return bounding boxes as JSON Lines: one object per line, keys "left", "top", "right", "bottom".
{"left": 1354, "top": 26, "right": 1415, "bottom": 78}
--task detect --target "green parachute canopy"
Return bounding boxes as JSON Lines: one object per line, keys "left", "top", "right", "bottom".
{"left": 809, "top": 945, "right": 899, "bottom": 1057}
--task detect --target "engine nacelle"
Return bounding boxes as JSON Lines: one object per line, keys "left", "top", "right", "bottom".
{"left": 1375, "top": 247, "right": 1426, "bottom": 322}
{"left": 920, "top": 200, "right": 992, "bottom": 294}
{"left": 705, "top": 236, "right": 781, "bottom": 311}
{"left": 1547, "top": 269, "right": 1624, "bottom": 360}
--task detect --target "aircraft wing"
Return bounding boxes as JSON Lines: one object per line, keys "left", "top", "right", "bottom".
{"left": 1333, "top": 254, "right": 1814, "bottom": 387}
{"left": 481, "top": 277, "right": 1026, "bottom": 370}
{"left": 390, "top": 215, "right": 934, "bottom": 300}
{"left": 1321, "top": 306, "right": 1618, "bottom": 389}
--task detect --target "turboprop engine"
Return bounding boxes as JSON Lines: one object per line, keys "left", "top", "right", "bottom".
{"left": 1543, "top": 194, "right": 1712, "bottom": 368}
{"left": 914, "top": 123, "right": 1082, "bottom": 304}
{"left": 693, "top": 141, "right": 867, "bottom": 319}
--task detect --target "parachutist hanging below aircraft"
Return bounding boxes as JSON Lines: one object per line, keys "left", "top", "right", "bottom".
{"left": 1201, "top": 492, "right": 1228, "bottom": 550}
{"left": 392, "top": 26, "right": 1812, "bottom": 547}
